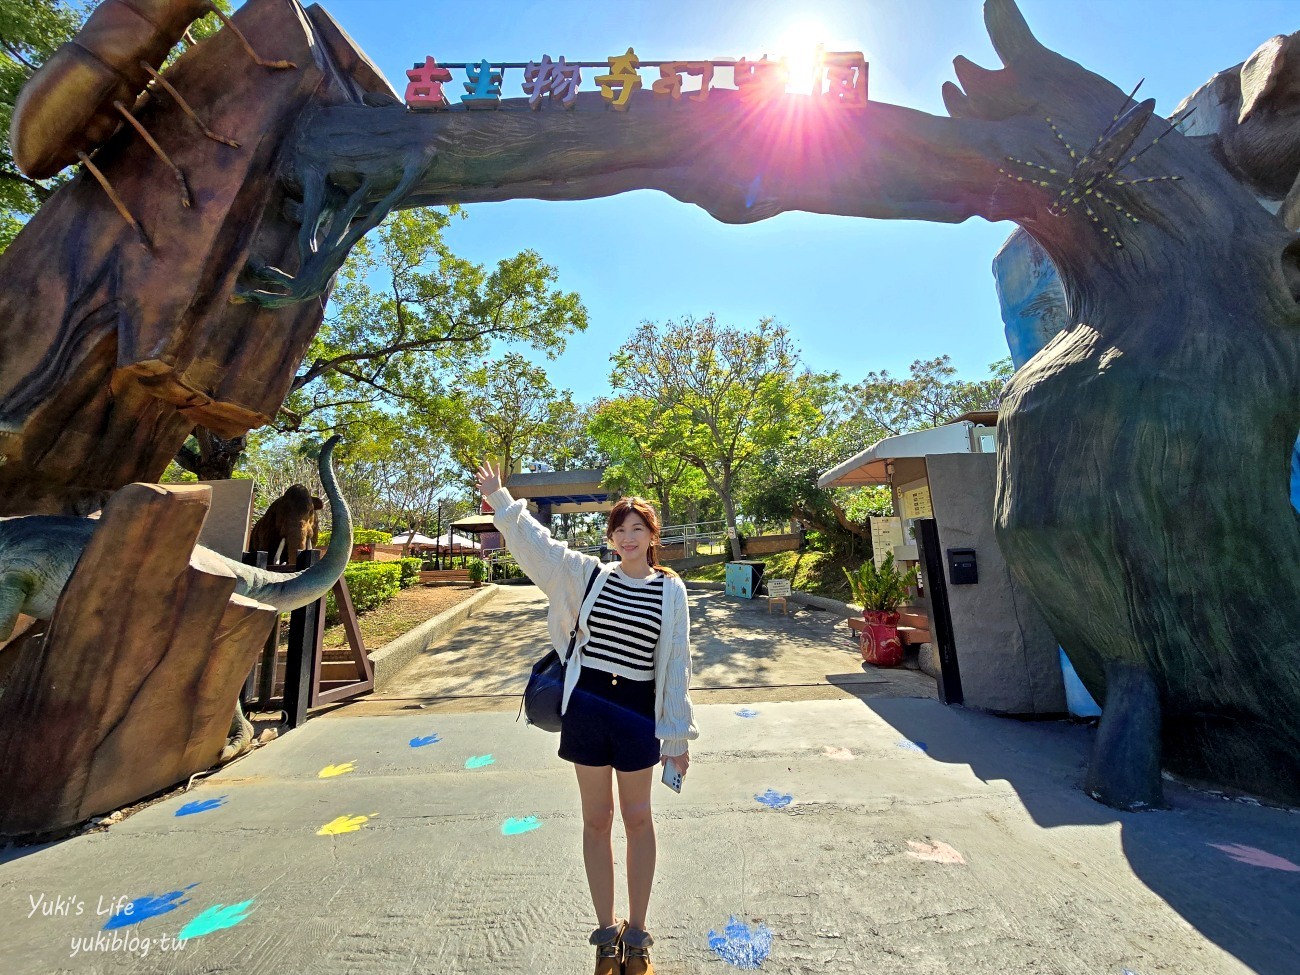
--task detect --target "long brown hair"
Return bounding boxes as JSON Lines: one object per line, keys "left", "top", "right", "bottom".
{"left": 606, "top": 496, "right": 675, "bottom": 575}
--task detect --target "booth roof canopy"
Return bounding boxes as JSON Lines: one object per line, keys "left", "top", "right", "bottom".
{"left": 391, "top": 531, "right": 438, "bottom": 545}
{"left": 449, "top": 513, "right": 498, "bottom": 534}
{"left": 505, "top": 468, "right": 608, "bottom": 506}
{"left": 817, "top": 421, "right": 979, "bottom": 489}
{"left": 392, "top": 531, "right": 480, "bottom": 548}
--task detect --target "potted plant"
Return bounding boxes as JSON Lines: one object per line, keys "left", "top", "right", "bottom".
{"left": 842, "top": 553, "right": 920, "bottom": 666}
{"left": 467, "top": 557, "right": 488, "bottom": 588}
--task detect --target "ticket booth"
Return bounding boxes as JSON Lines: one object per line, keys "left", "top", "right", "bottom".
{"left": 819, "top": 412, "right": 1066, "bottom": 716}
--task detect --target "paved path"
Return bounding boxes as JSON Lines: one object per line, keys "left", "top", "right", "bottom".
{"left": 2, "top": 584, "right": 1296, "bottom": 974}
{"left": 362, "top": 584, "right": 935, "bottom": 713}
{"left": 2, "top": 698, "right": 1296, "bottom": 974}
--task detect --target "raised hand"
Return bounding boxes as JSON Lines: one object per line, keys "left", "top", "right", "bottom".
{"left": 476, "top": 460, "right": 503, "bottom": 499}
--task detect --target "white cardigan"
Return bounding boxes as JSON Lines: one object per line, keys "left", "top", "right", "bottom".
{"left": 488, "top": 487, "right": 699, "bottom": 757}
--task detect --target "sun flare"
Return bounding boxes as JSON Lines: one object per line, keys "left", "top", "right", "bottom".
{"left": 777, "top": 19, "right": 829, "bottom": 95}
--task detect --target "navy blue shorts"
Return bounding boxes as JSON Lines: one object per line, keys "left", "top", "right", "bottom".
{"left": 558, "top": 666, "right": 660, "bottom": 772}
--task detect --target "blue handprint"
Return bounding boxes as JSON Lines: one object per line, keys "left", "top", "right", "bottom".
{"left": 735, "top": 708, "right": 759, "bottom": 719}
{"left": 754, "top": 789, "right": 792, "bottom": 810}
{"left": 175, "top": 796, "right": 227, "bottom": 817}
{"left": 177, "top": 899, "right": 256, "bottom": 939}
{"left": 708, "top": 916, "right": 774, "bottom": 968}
{"left": 502, "top": 817, "right": 541, "bottom": 835}
{"left": 409, "top": 734, "right": 442, "bottom": 748}
{"left": 103, "top": 885, "right": 199, "bottom": 929}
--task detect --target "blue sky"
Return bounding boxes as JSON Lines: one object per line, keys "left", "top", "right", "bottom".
{"left": 268, "top": 0, "right": 1297, "bottom": 401}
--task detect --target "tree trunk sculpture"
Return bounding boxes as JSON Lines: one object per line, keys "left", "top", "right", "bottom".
{"left": 2, "top": 0, "right": 1298, "bottom": 804}
{"left": 0, "top": 482, "right": 278, "bottom": 838}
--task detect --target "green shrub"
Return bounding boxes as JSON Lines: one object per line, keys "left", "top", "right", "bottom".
{"left": 842, "top": 553, "right": 919, "bottom": 613}
{"left": 398, "top": 557, "right": 423, "bottom": 588}
{"left": 488, "top": 555, "right": 524, "bottom": 581}
{"left": 467, "top": 558, "right": 488, "bottom": 583}
{"left": 327, "top": 562, "right": 402, "bottom": 622}
{"left": 319, "top": 528, "right": 392, "bottom": 550}
{"left": 803, "top": 529, "right": 835, "bottom": 553}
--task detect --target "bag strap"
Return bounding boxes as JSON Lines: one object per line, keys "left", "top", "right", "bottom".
{"left": 563, "top": 564, "right": 602, "bottom": 664}
{"left": 516, "top": 563, "right": 602, "bottom": 724}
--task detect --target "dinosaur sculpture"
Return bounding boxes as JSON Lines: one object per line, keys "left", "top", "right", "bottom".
{"left": 0, "top": 435, "right": 351, "bottom": 758}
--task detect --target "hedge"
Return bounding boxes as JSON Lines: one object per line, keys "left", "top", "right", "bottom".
{"left": 326, "top": 561, "right": 402, "bottom": 623}
{"left": 319, "top": 528, "right": 392, "bottom": 550}
{"left": 398, "top": 557, "right": 422, "bottom": 588}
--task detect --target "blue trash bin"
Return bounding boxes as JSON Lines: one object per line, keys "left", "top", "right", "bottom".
{"left": 725, "top": 561, "right": 766, "bottom": 599}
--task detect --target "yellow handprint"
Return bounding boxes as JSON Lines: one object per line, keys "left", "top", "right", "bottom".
{"left": 317, "top": 761, "right": 356, "bottom": 778}
{"left": 317, "top": 814, "right": 373, "bottom": 836}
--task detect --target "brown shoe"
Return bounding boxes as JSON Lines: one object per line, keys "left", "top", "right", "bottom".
{"left": 621, "top": 925, "right": 654, "bottom": 975}
{"left": 590, "top": 920, "right": 625, "bottom": 975}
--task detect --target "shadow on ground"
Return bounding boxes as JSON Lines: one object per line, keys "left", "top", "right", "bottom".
{"left": 376, "top": 584, "right": 937, "bottom": 705}
{"left": 862, "top": 696, "right": 1300, "bottom": 975}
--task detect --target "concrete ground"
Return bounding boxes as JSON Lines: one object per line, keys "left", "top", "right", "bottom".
{"left": 1, "top": 587, "right": 1297, "bottom": 975}
{"left": 355, "top": 585, "right": 936, "bottom": 714}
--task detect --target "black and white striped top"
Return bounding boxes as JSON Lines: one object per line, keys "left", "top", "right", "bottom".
{"left": 582, "top": 567, "right": 665, "bottom": 681}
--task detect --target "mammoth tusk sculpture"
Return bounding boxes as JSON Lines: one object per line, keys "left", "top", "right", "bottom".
{"left": 1, "top": 0, "right": 1298, "bottom": 812}
{"left": 0, "top": 435, "right": 351, "bottom": 642}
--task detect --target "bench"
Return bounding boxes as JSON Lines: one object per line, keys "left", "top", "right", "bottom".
{"left": 418, "top": 568, "right": 473, "bottom": 585}
{"left": 847, "top": 613, "right": 931, "bottom": 646}
{"left": 766, "top": 578, "right": 792, "bottom": 615}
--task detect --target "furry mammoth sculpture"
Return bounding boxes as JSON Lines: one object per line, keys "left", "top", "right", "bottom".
{"left": 996, "top": 28, "right": 1300, "bottom": 377}
{"left": 249, "top": 483, "right": 323, "bottom": 564}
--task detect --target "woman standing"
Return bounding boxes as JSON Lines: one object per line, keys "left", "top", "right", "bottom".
{"left": 477, "top": 461, "right": 698, "bottom": 975}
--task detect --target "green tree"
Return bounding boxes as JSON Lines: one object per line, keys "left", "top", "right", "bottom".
{"left": 610, "top": 315, "right": 821, "bottom": 560}
{"left": 282, "top": 209, "right": 586, "bottom": 422}
{"left": 176, "top": 206, "right": 587, "bottom": 478}
{"left": 541, "top": 397, "right": 604, "bottom": 472}
{"left": 590, "top": 395, "right": 708, "bottom": 528}
{"left": 741, "top": 372, "right": 876, "bottom": 549}
{"left": 441, "top": 352, "right": 576, "bottom": 484}
{"left": 846, "top": 355, "right": 1012, "bottom": 436}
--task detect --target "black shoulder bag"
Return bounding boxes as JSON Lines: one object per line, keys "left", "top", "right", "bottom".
{"left": 518, "top": 565, "right": 600, "bottom": 732}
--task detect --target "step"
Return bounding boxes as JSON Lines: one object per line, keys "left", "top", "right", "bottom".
{"left": 897, "top": 609, "right": 930, "bottom": 629}
{"left": 897, "top": 625, "right": 931, "bottom": 646}
{"left": 845, "top": 618, "right": 930, "bottom": 645}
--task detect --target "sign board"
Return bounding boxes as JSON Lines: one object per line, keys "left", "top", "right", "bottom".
{"left": 901, "top": 485, "right": 933, "bottom": 520}
{"left": 869, "top": 516, "right": 905, "bottom": 569}
{"left": 405, "top": 50, "right": 869, "bottom": 112}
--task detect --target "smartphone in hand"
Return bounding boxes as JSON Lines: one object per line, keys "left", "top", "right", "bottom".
{"left": 661, "top": 759, "right": 684, "bottom": 794}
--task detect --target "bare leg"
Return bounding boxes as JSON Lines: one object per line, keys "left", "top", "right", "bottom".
{"left": 575, "top": 763, "right": 616, "bottom": 928}
{"left": 616, "top": 765, "right": 657, "bottom": 931}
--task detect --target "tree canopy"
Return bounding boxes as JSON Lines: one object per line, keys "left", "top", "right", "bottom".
{"left": 610, "top": 315, "right": 822, "bottom": 558}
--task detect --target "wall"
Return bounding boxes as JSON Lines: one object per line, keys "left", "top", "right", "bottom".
{"left": 925, "top": 453, "right": 1066, "bottom": 715}
{"left": 194, "top": 478, "right": 253, "bottom": 561}
{"left": 742, "top": 533, "right": 801, "bottom": 556}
